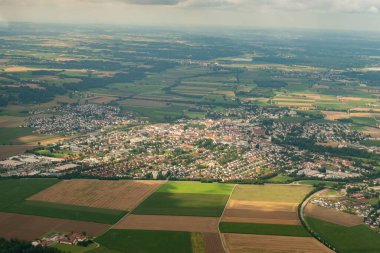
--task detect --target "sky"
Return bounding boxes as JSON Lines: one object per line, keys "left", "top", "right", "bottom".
{"left": 0, "top": 0, "right": 380, "bottom": 31}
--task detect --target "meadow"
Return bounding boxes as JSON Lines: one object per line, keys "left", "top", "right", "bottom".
{"left": 219, "top": 222, "right": 310, "bottom": 237}
{"left": 0, "top": 179, "right": 126, "bottom": 224}
{"left": 306, "top": 217, "right": 380, "bottom": 253}
{"left": 230, "top": 184, "right": 312, "bottom": 203}
{"left": 0, "top": 127, "right": 34, "bottom": 145}
{"left": 95, "top": 229, "right": 193, "bottom": 253}
{"left": 133, "top": 182, "right": 234, "bottom": 217}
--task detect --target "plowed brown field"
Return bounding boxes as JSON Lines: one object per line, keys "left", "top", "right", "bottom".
{"left": 203, "top": 233, "right": 225, "bottom": 253}
{"left": 305, "top": 203, "right": 363, "bottom": 227}
{"left": 29, "top": 179, "right": 164, "bottom": 211}
{"left": 223, "top": 233, "right": 334, "bottom": 253}
{"left": 0, "top": 212, "right": 110, "bottom": 240}
{"left": 114, "top": 214, "right": 219, "bottom": 233}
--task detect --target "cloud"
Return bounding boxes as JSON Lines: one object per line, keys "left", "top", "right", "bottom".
{"left": 119, "top": 0, "right": 185, "bottom": 5}
{"left": 251, "top": 0, "right": 380, "bottom": 14}
{"left": 368, "top": 6, "right": 379, "bottom": 13}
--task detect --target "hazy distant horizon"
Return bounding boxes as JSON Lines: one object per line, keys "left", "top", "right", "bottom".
{"left": 1, "top": 0, "right": 380, "bottom": 32}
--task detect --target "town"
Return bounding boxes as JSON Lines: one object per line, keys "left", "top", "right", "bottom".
{"left": 1, "top": 106, "right": 378, "bottom": 183}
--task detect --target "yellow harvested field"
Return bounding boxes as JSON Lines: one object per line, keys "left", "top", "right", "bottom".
{"left": 222, "top": 185, "right": 310, "bottom": 225}
{"left": 223, "top": 233, "right": 334, "bottom": 253}
{"left": 351, "top": 108, "right": 380, "bottom": 112}
{"left": 363, "top": 127, "right": 380, "bottom": 138}
{"left": 338, "top": 97, "right": 362, "bottom": 101}
{"left": 114, "top": 214, "right": 219, "bottom": 233}
{"left": 323, "top": 111, "right": 380, "bottom": 120}
{"left": 305, "top": 204, "right": 363, "bottom": 227}
{"left": 29, "top": 180, "right": 164, "bottom": 211}
{"left": 294, "top": 93, "right": 322, "bottom": 100}
{"left": 230, "top": 184, "right": 312, "bottom": 203}
{"left": 277, "top": 102, "right": 313, "bottom": 107}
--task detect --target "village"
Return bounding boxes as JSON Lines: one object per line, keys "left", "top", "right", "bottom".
{"left": 310, "top": 180, "right": 380, "bottom": 230}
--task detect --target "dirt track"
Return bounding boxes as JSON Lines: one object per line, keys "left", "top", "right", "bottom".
{"left": 29, "top": 179, "right": 164, "bottom": 211}
{"left": 0, "top": 212, "right": 110, "bottom": 240}
{"left": 223, "top": 233, "right": 334, "bottom": 253}
{"left": 114, "top": 214, "right": 219, "bottom": 233}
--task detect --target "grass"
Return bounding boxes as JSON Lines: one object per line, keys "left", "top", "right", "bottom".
{"left": 51, "top": 243, "right": 98, "bottom": 253}
{"left": 231, "top": 184, "right": 312, "bottom": 203}
{"left": 0, "top": 127, "right": 34, "bottom": 145}
{"left": 95, "top": 229, "right": 192, "bottom": 253}
{"left": 6, "top": 200, "right": 126, "bottom": 224}
{"left": 132, "top": 192, "right": 229, "bottom": 217}
{"left": 351, "top": 117, "right": 378, "bottom": 128}
{"left": 306, "top": 217, "right": 380, "bottom": 253}
{"left": 191, "top": 233, "right": 205, "bottom": 253}
{"left": 297, "top": 180, "right": 339, "bottom": 187}
{"left": 219, "top": 222, "right": 310, "bottom": 237}
{"left": 133, "top": 182, "right": 234, "bottom": 217}
{"left": 266, "top": 174, "right": 294, "bottom": 183}
{"left": 88, "top": 247, "right": 122, "bottom": 253}
{"left": 360, "top": 139, "right": 380, "bottom": 147}
{"left": 157, "top": 182, "right": 234, "bottom": 195}
{"left": 0, "top": 179, "right": 126, "bottom": 224}
{"left": 0, "top": 179, "right": 59, "bottom": 209}
{"left": 35, "top": 149, "right": 74, "bottom": 158}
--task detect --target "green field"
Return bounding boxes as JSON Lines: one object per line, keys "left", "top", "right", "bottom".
{"left": 95, "top": 229, "right": 192, "bottom": 253}
{"left": 306, "top": 217, "right": 380, "bottom": 253}
{"left": 360, "top": 139, "right": 380, "bottom": 147}
{"left": 133, "top": 182, "right": 234, "bottom": 217}
{"left": 0, "top": 127, "right": 34, "bottom": 145}
{"left": 52, "top": 243, "right": 98, "bottom": 253}
{"left": 0, "top": 179, "right": 126, "bottom": 224}
{"left": 230, "top": 184, "right": 312, "bottom": 203}
{"left": 266, "top": 174, "right": 294, "bottom": 183}
{"left": 219, "top": 222, "right": 311, "bottom": 237}
{"left": 297, "top": 180, "right": 339, "bottom": 187}
{"left": 156, "top": 182, "right": 234, "bottom": 195}
{"left": 0, "top": 179, "right": 59, "bottom": 209}
{"left": 6, "top": 200, "right": 126, "bottom": 224}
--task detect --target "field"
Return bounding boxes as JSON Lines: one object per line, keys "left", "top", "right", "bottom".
{"left": 222, "top": 184, "right": 311, "bottom": 225}
{"left": 52, "top": 243, "right": 98, "bottom": 253}
{"left": 29, "top": 179, "right": 164, "bottom": 211}
{"left": 132, "top": 182, "right": 234, "bottom": 217}
{"left": 305, "top": 203, "right": 363, "bottom": 227}
{"left": 0, "top": 212, "right": 110, "bottom": 241}
{"left": 203, "top": 233, "right": 225, "bottom": 253}
{"left": 95, "top": 229, "right": 193, "bottom": 253}
{"left": 0, "top": 127, "right": 34, "bottom": 144}
{"left": 114, "top": 214, "right": 219, "bottom": 233}
{"left": 230, "top": 184, "right": 312, "bottom": 203}
{"left": 306, "top": 217, "right": 380, "bottom": 253}
{"left": 219, "top": 222, "right": 310, "bottom": 237}
{"left": 220, "top": 184, "right": 322, "bottom": 253}
{"left": 0, "top": 145, "right": 31, "bottom": 159}
{"left": 0, "top": 179, "right": 126, "bottom": 224}
{"left": 297, "top": 180, "right": 339, "bottom": 187}
{"left": 223, "top": 233, "right": 334, "bottom": 253}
